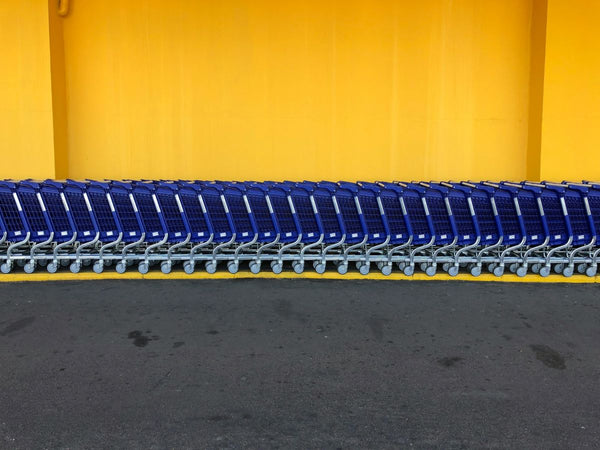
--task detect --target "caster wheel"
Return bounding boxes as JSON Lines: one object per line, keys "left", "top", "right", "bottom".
{"left": 425, "top": 266, "right": 437, "bottom": 277}
{"left": 420, "top": 262, "right": 428, "bottom": 272}
{"left": 314, "top": 263, "right": 326, "bottom": 274}
{"left": 516, "top": 266, "right": 528, "bottom": 277}
{"left": 539, "top": 266, "right": 550, "bottom": 277}
{"left": 562, "top": 266, "right": 574, "bottom": 278}
{"left": 271, "top": 262, "right": 283, "bottom": 274}
{"left": 227, "top": 261, "right": 239, "bottom": 274}
{"left": 104, "top": 260, "right": 113, "bottom": 267}
{"left": 586, "top": 266, "right": 597, "bottom": 277}
{"left": 337, "top": 263, "right": 348, "bottom": 275}
{"left": 487, "top": 263, "right": 496, "bottom": 273}
{"left": 397, "top": 262, "right": 406, "bottom": 271}
{"left": 380, "top": 264, "right": 392, "bottom": 276}
{"left": 509, "top": 263, "right": 518, "bottom": 273}
{"left": 115, "top": 262, "right": 126, "bottom": 274}
{"left": 403, "top": 266, "right": 414, "bottom": 276}
{"left": 17, "top": 260, "right": 26, "bottom": 267}
{"left": 531, "top": 264, "right": 541, "bottom": 274}
{"left": 138, "top": 262, "right": 149, "bottom": 274}
{"left": 442, "top": 263, "right": 451, "bottom": 272}
{"left": 47, "top": 262, "right": 58, "bottom": 274}
{"left": 60, "top": 260, "right": 69, "bottom": 267}
{"left": 93, "top": 262, "right": 104, "bottom": 274}
{"left": 470, "top": 265, "right": 482, "bottom": 277}
{"left": 293, "top": 262, "right": 304, "bottom": 274}
{"left": 355, "top": 261, "right": 364, "bottom": 270}
{"left": 70, "top": 262, "right": 81, "bottom": 274}
{"left": 554, "top": 264, "right": 564, "bottom": 274}
{"left": 183, "top": 261, "right": 195, "bottom": 275}
{"left": 359, "top": 263, "right": 370, "bottom": 276}
{"left": 1, "top": 263, "right": 12, "bottom": 274}
{"left": 205, "top": 262, "right": 217, "bottom": 274}
{"left": 24, "top": 263, "right": 35, "bottom": 274}
{"left": 448, "top": 266, "right": 459, "bottom": 277}
{"left": 249, "top": 261, "right": 260, "bottom": 274}
{"left": 493, "top": 266, "right": 504, "bottom": 277}
{"left": 83, "top": 259, "right": 92, "bottom": 267}
{"left": 577, "top": 264, "right": 587, "bottom": 274}
{"left": 161, "top": 261, "right": 172, "bottom": 274}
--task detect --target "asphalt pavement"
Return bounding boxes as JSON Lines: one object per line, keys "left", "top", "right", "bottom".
{"left": 1, "top": 279, "right": 599, "bottom": 449}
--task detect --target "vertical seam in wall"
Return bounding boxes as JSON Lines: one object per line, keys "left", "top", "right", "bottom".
{"left": 48, "top": 0, "right": 69, "bottom": 179}
{"left": 526, "top": 0, "right": 548, "bottom": 181}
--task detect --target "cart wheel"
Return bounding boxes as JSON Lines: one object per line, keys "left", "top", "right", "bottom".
{"left": 161, "top": 261, "right": 172, "bottom": 274}
{"left": 183, "top": 261, "right": 195, "bottom": 275}
{"left": 553, "top": 263, "right": 563, "bottom": 274}
{"left": 448, "top": 266, "right": 459, "bottom": 277}
{"left": 420, "top": 262, "right": 428, "bottom": 272}
{"left": 562, "top": 266, "right": 574, "bottom": 278}
{"left": 115, "top": 262, "right": 126, "bottom": 274}
{"left": 493, "top": 266, "right": 504, "bottom": 277}
{"left": 470, "top": 265, "right": 482, "bottom": 277}
{"left": 205, "top": 261, "right": 217, "bottom": 274}
{"left": 509, "top": 263, "right": 518, "bottom": 273}
{"left": 271, "top": 261, "right": 283, "bottom": 274}
{"left": 227, "top": 261, "right": 239, "bottom": 274}
{"left": 442, "top": 263, "right": 451, "bottom": 272}
{"left": 487, "top": 263, "right": 496, "bottom": 273}
{"left": 47, "top": 262, "right": 58, "bottom": 273}
{"left": 531, "top": 264, "right": 541, "bottom": 274}
{"left": 359, "top": 263, "right": 370, "bottom": 276}
{"left": 36, "top": 259, "right": 46, "bottom": 267}
{"left": 586, "top": 266, "right": 597, "bottom": 277}
{"left": 539, "top": 266, "right": 550, "bottom": 277}
{"left": 380, "top": 263, "right": 392, "bottom": 276}
{"left": 24, "top": 262, "right": 35, "bottom": 274}
{"left": 337, "top": 262, "right": 348, "bottom": 275}
{"left": 355, "top": 261, "right": 364, "bottom": 270}
{"left": 104, "top": 260, "right": 113, "bottom": 267}
{"left": 83, "top": 259, "right": 92, "bottom": 267}
{"left": 516, "top": 266, "right": 528, "bottom": 277}
{"left": 314, "top": 263, "right": 326, "bottom": 274}
{"left": 93, "top": 261, "right": 104, "bottom": 274}
{"left": 249, "top": 261, "right": 260, "bottom": 274}
{"left": 425, "top": 265, "right": 437, "bottom": 277}
{"left": 397, "top": 262, "right": 406, "bottom": 271}
{"left": 403, "top": 265, "right": 414, "bottom": 276}
{"left": 60, "top": 260, "right": 69, "bottom": 267}
{"left": 577, "top": 263, "right": 587, "bottom": 274}
{"left": 138, "top": 262, "right": 149, "bottom": 274}
{"left": 70, "top": 262, "right": 81, "bottom": 274}
{"left": 293, "top": 262, "right": 304, "bottom": 274}
{"left": 1, "top": 263, "right": 12, "bottom": 274}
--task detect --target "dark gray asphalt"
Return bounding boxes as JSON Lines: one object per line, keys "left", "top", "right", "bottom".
{"left": 0, "top": 280, "right": 599, "bottom": 449}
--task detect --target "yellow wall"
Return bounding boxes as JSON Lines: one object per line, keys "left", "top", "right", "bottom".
{"left": 539, "top": 0, "right": 600, "bottom": 181}
{"left": 0, "top": 0, "right": 56, "bottom": 179}
{"left": 1, "top": 0, "right": 598, "bottom": 181}
{"left": 60, "top": 0, "right": 535, "bottom": 181}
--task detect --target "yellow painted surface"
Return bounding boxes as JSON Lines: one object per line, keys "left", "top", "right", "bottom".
{"left": 0, "top": 0, "right": 56, "bottom": 179}
{"left": 48, "top": 0, "right": 69, "bottom": 179}
{"left": 60, "top": 0, "right": 536, "bottom": 181}
{"left": 0, "top": 270, "right": 596, "bottom": 284}
{"left": 539, "top": 0, "right": 600, "bottom": 181}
